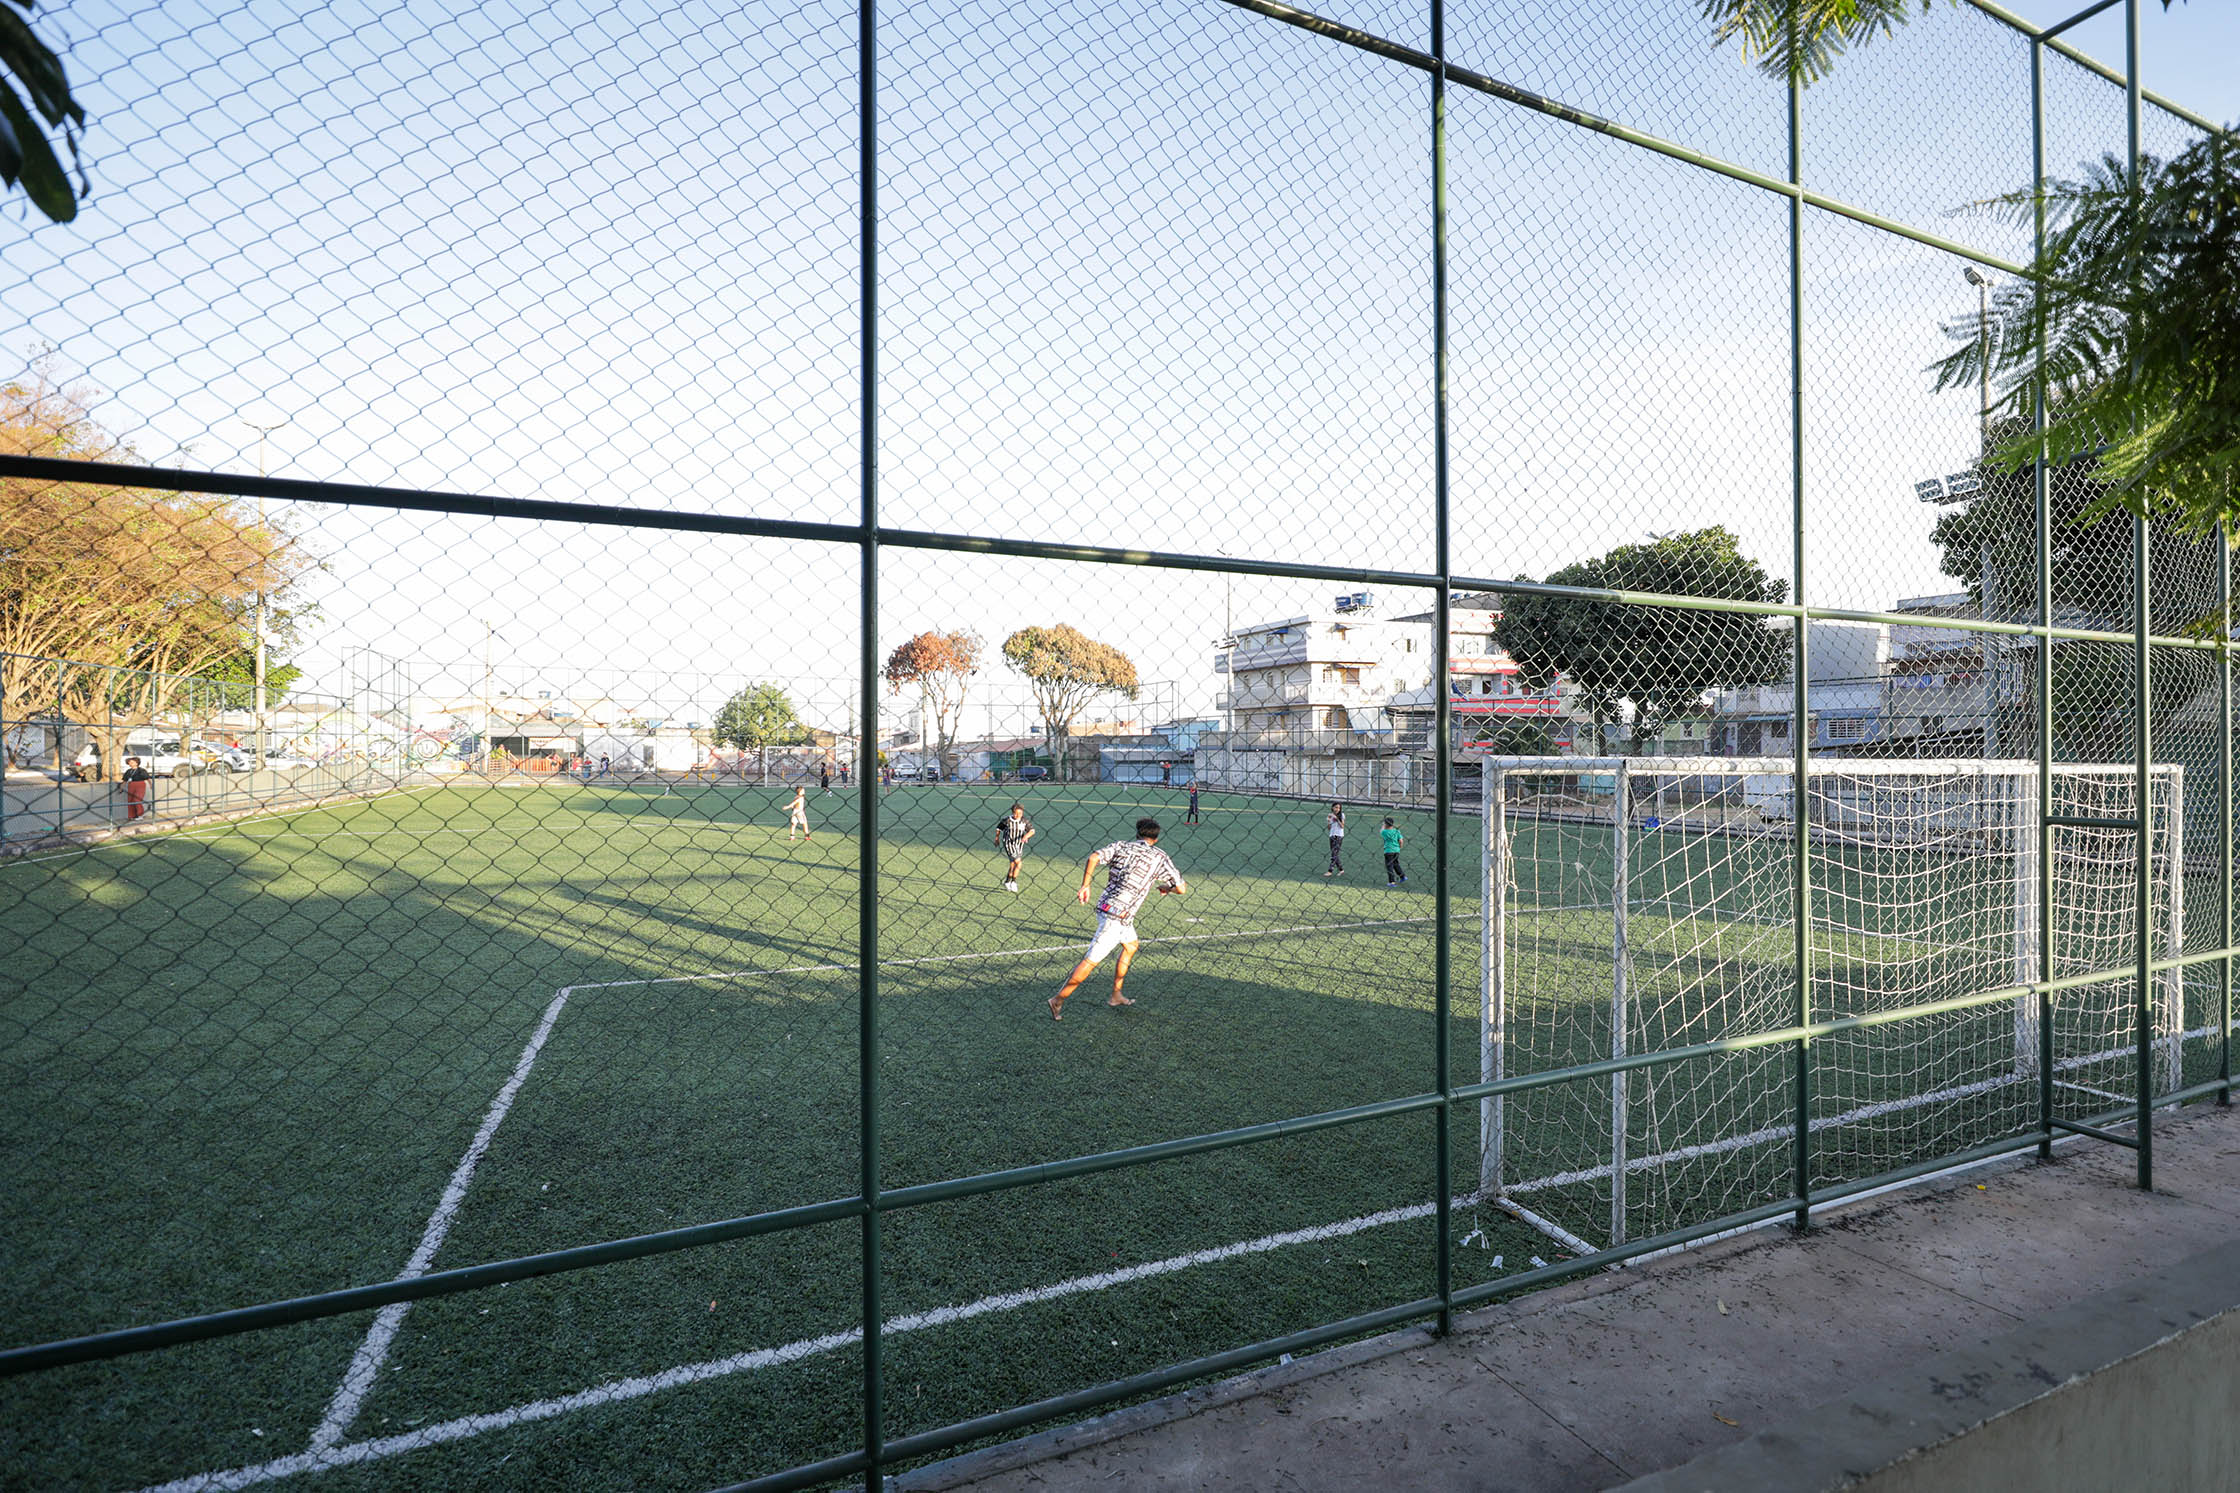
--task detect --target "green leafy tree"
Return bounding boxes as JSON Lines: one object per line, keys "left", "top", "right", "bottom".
{"left": 1001, "top": 625, "right": 1139, "bottom": 780}
{"left": 713, "top": 683, "right": 810, "bottom": 749}
{"left": 1497, "top": 528, "right": 1789, "bottom": 754}
{"left": 1706, "top": 5, "right": 2231, "bottom": 538}
{"left": 1464, "top": 716, "right": 1558, "bottom": 757}
{"left": 1933, "top": 135, "right": 2239, "bottom": 541}
{"left": 1702, "top": 2, "right": 2189, "bottom": 86}
{"left": 1700, "top": 0, "right": 1937, "bottom": 86}
{"left": 1, "top": 0, "right": 86, "bottom": 222}
{"left": 200, "top": 654, "right": 305, "bottom": 713}
{"left": 1928, "top": 426, "right": 2221, "bottom": 761}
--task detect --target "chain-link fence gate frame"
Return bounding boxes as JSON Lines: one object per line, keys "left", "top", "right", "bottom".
{"left": 1, "top": 0, "right": 2234, "bottom": 1489}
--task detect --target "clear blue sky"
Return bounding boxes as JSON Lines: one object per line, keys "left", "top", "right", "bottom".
{"left": 4, "top": 1, "right": 2230, "bottom": 726}
{"left": 2003, "top": 0, "right": 2238, "bottom": 127}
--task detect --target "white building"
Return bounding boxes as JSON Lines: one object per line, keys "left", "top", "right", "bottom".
{"left": 1712, "top": 620, "right": 1891, "bottom": 755}
{"left": 1216, "top": 591, "right": 1437, "bottom": 738}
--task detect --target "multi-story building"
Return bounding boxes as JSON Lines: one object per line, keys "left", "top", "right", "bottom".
{"left": 1382, "top": 594, "right": 1566, "bottom": 750}
{"left": 1215, "top": 591, "right": 1435, "bottom": 739}
{"left": 1710, "top": 620, "right": 1890, "bottom": 756}
{"left": 1214, "top": 590, "right": 1571, "bottom": 740}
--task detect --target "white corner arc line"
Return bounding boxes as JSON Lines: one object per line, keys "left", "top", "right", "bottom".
{"left": 139, "top": 1201, "right": 1438, "bottom": 1493}
{"left": 304, "top": 985, "right": 576, "bottom": 1451}
{"left": 297, "top": 913, "right": 1431, "bottom": 1453}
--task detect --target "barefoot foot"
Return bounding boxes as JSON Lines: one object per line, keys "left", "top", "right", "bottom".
{"left": 1107, "top": 994, "right": 1134, "bottom": 1008}
{"left": 1048, "top": 996, "right": 1065, "bottom": 1021}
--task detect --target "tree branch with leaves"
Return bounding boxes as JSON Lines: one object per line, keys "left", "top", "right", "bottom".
{"left": 883, "top": 629, "right": 981, "bottom": 772}
{"left": 1, "top": 0, "right": 87, "bottom": 222}
{"left": 1496, "top": 528, "right": 1790, "bottom": 754}
{"left": 1000, "top": 625, "right": 1138, "bottom": 780}
{"left": 712, "top": 683, "right": 811, "bottom": 750}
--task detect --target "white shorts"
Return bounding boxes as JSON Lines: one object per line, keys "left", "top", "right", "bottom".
{"left": 1084, "top": 914, "right": 1140, "bottom": 964}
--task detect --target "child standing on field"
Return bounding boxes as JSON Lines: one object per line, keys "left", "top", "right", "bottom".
{"left": 786, "top": 783, "right": 811, "bottom": 842}
{"left": 1381, "top": 817, "right": 1406, "bottom": 886}
{"left": 1323, "top": 803, "right": 1345, "bottom": 876}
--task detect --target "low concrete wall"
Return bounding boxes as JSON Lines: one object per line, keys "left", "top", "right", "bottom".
{"left": 1623, "top": 1238, "right": 2240, "bottom": 1493}
{"left": 1867, "top": 1302, "right": 2240, "bottom": 1493}
{"left": 1, "top": 764, "right": 422, "bottom": 848}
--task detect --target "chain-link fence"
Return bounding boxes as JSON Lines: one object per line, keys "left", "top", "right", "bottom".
{"left": 0, "top": 1, "right": 2233, "bottom": 1489}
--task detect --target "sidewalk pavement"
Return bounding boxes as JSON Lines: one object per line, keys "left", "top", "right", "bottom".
{"left": 904, "top": 1102, "right": 2240, "bottom": 1492}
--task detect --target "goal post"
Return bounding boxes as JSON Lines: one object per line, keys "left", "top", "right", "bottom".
{"left": 1475, "top": 755, "right": 2184, "bottom": 1250}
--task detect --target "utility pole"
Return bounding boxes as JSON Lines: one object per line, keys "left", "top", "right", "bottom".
{"left": 243, "top": 419, "right": 286, "bottom": 765}
{"left": 481, "top": 619, "right": 494, "bottom": 775}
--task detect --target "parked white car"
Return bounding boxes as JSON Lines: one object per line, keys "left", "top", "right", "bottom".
{"left": 73, "top": 739, "right": 208, "bottom": 778}
{"left": 194, "top": 741, "right": 255, "bottom": 772}
{"left": 263, "top": 747, "right": 318, "bottom": 771}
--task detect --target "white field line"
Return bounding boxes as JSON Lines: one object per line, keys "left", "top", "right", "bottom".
{"left": 564, "top": 913, "right": 1436, "bottom": 994}
{"left": 304, "top": 912, "right": 1438, "bottom": 1451}
{"left": 139, "top": 1200, "right": 1440, "bottom": 1493}
{"left": 2053, "top": 1079, "right": 2132, "bottom": 1105}
{"left": 305, "top": 985, "right": 576, "bottom": 1451}
{"left": 174, "top": 911, "right": 2209, "bottom": 1488}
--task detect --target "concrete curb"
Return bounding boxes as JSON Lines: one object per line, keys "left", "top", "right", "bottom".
{"left": 1617, "top": 1237, "right": 2240, "bottom": 1492}
{"left": 882, "top": 1105, "right": 2231, "bottom": 1486}
{"left": 890, "top": 1130, "right": 2080, "bottom": 1492}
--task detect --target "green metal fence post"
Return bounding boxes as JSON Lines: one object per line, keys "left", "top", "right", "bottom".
{"left": 2032, "top": 36, "right": 2056, "bottom": 1160}
{"left": 859, "top": 0, "right": 885, "bottom": 1476}
{"left": 2125, "top": 0, "right": 2152, "bottom": 1191}
{"left": 1788, "top": 57, "right": 1813, "bottom": 1232}
{"left": 2222, "top": 532, "right": 2233, "bottom": 1106}
{"left": 1430, "top": 0, "right": 1455, "bottom": 1336}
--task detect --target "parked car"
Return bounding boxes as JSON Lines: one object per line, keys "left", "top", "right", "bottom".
{"left": 194, "top": 741, "right": 255, "bottom": 772}
{"left": 1014, "top": 765, "right": 1050, "bottom": 781}
{"left": 73, "top": 739, "right": 208, "bottom": 777}
{"left": 915, "top": 765, "right": 942, "bottom": 781}
{"left": 263, "top": 747, "right": 318, "bottom": 771}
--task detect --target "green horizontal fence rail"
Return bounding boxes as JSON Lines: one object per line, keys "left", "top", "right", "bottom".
{"left": 1, "top": 0, "right": 2234, "bottom": 1488}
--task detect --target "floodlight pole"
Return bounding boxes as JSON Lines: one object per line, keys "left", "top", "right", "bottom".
{"left": 1962, "top": 270, "right": 2000, "bottom": 760}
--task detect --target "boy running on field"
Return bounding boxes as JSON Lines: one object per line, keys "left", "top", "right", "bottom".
{"left": 1049, "top": 818, "right": 1186, "bottom": 1020}
{"left": 786, "top": 783, "right": 811, "bottom": 841}
{"left": 995, "top": 802, "right": 1035, "bottom": 891}
{"left": 1381, "top": 817, "right": 1407, "bottom": 885}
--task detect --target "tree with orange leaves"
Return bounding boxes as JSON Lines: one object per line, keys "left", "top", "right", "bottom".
{"left": 882, "top": 629, "right": 981, "bottom": 775}
{"left": 1, "top": 358, "right": 313, "bottom": 777}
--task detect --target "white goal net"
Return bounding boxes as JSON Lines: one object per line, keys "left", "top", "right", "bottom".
{"left": 1475, "top": 756, "right": 2184, "bottom": 1252}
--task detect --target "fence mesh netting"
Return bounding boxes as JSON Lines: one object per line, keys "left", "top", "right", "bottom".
{"left": 0, "top": 1, "right": 2232, "bottom": 1489}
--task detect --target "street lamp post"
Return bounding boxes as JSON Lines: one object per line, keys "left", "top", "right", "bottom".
{"left": 243, "top": 420, "right": 287, "bottom": 765}
{"left": 1962, "top": 267, "right": 1999, "bottom": 759}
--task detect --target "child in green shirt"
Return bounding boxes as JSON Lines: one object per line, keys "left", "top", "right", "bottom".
{"left": 1380, "top": 818, "right": 1406, "bottom": 886}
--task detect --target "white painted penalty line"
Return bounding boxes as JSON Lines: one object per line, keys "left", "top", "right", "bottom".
{"left": 138, "top": 1199, "right": 1441, "bottom": 1493}
{"left": 302, "top": 912, "right": 1440, "bottom": 1453}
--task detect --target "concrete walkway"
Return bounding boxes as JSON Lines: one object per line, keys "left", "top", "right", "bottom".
{"left": 905, "top": 1103, "right": 2240, "bottom": 1492}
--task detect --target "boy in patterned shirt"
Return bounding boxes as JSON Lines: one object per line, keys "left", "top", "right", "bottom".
{"left": 1048, "top": 818, "right": 1187, "bottom": 1020}
{"left": 995, "top": 802, "right": 1035, "bottom": 891}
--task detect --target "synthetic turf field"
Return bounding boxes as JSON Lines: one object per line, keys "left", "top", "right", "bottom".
{"left": 0, "top": 778, "right": 2195, "bottom": 1490}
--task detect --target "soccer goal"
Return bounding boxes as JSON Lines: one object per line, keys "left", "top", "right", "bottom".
{"left": 1475, "top": 756, "right": 2185, "bottom": 1251}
